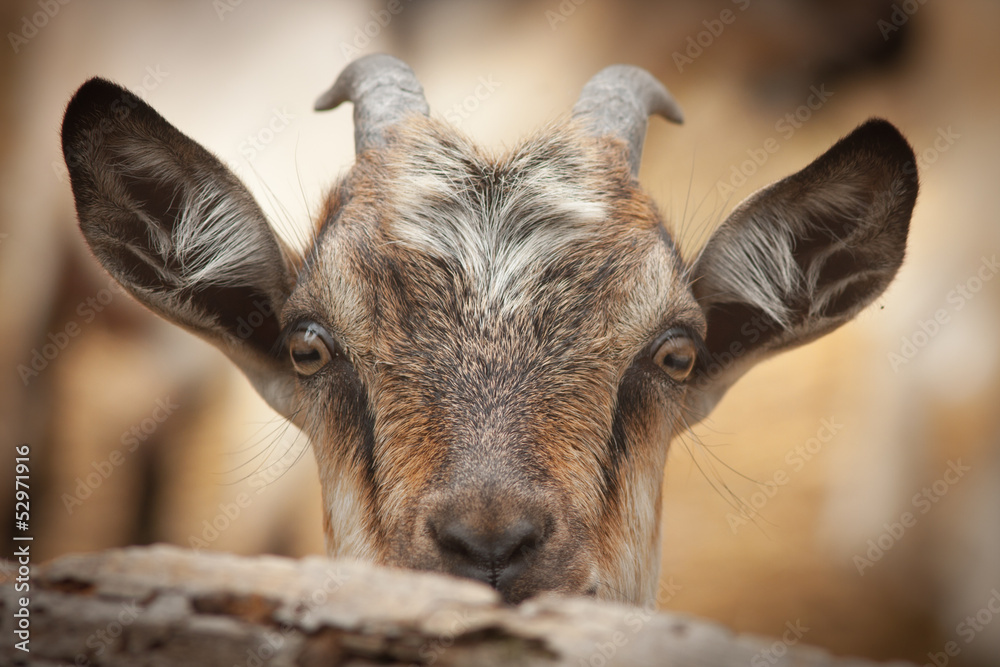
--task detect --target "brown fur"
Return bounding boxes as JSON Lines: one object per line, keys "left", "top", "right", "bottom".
{"left": 62, "top": 73, "right": 916, "bottom": 606}
{"left": 286, "top": 117, "right": 704, "bottom": 603}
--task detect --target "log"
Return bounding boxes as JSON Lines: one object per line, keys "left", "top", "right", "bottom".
{"left": 0, "top": 545, "right": 915, "bottom": 666}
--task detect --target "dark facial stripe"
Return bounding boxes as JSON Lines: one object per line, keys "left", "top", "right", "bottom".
{"left": 324, "top": 357, "right": 380, "bottom": 531}
{"left": 656, "top": 222, "right": 678, "bottom": 254}
{"left": 602, "top": 365, "right": 647, "bottom": 506}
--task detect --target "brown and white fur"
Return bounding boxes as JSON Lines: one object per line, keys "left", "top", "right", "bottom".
{"left": 61, "top": 54, "right": 917, "bottom": 605}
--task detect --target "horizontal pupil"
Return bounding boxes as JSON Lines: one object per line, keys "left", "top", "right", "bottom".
{"left": 665, "top": 354, "right": 691, "bottom": 369}
{"left": 292, "top": 349, "right": 321, "bottom": 362}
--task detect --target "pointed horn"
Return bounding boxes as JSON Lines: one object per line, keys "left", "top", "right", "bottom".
{"left": 314, "top": 53, "right": 429, "bottom": 154}
{"left": 572, "top": 65, "right": 683, "bottom": 174}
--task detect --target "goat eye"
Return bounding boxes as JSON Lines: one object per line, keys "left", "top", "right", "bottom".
{"left": 288, "top": 323, "right": 336, "bottom": 376}
{"left": 652, "top": 334, "right": 696, "bottom": 382}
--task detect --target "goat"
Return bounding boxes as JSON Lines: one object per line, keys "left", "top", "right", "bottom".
{"left": 61, "top": 54, "right": 917, "bottom": 605}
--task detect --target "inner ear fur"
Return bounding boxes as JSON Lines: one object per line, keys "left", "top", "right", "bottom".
{"left": 688, "top": 118, "right": 918, "bottom": 417}
{"left": 62, "top": 77, "right": 299, "bottom": 414}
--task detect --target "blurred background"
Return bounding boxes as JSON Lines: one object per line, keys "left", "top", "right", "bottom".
{"left": 1, "top": 0, "right": 997, "bottom": 664}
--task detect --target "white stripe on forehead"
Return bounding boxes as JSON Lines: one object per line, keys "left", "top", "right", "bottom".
{"left": 303, "top": 119, "right": 694, "bottom": 369}
{"left": 385, "top": 135, "right": 612, "bottom": 305}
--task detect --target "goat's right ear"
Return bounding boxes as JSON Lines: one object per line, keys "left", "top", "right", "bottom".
{"left": 686, "top": 119, "right": 917, "bottom": 421}
{"left": 62, "top": 78, "right": 297, "bottom": 415}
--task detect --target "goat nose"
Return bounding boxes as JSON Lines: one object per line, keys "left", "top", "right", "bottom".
{"left": 430, "top": 515, "right": 546, "bottom": 592}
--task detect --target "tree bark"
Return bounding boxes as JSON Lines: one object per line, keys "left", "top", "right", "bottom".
{"left": 0, "top": 545, "right": 914, "bottom": 666}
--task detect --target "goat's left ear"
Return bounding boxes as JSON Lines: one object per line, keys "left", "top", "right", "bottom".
{"left": 687, "top": 118, "right": 917, "bottom": 419}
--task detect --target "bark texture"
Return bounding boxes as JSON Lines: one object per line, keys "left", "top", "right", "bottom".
{"left": 0, "top": 545, "right": 915, "bottom": 666}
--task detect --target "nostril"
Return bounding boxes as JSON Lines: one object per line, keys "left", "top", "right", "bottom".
{"left": 429, "top": 515, "right": 547, "bottom": 585}
{"left": 432, "top": 522, "right": 481, "bottom": 562}
{"left": 499, "top": 518, "right": 543, "bottom": 564}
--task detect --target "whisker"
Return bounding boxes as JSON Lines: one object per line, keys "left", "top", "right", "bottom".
{"left": 674, "top": 414, "right": 775, "bottom": 535}
{"left": 216, "top": 408, "right": 306, "bottom": 486}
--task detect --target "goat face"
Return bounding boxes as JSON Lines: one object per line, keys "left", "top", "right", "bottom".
{"left": 292, "top": 117, "right": 702, "bottom": 604}
{"left": 62, "top": 55, "right": 917, "bottom": 605}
